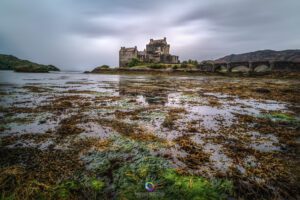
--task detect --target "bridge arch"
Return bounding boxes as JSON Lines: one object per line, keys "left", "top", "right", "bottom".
{"left": 230, "top": 65, "right": 250, "bottom": 72}
{"left": 227, "top": 62, "right": 250, "bottom": 72}
{"left": 213, "top": 63, "right": 227, "bottom": 72}
{"left": 251, "top": 61, "right": 271, "bottom": 72}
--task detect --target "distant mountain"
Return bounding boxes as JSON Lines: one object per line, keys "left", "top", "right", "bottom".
{"left": 215, "top": 50, "right": 300, "bottom": 63}
{"left": 0, "top": 54, "right": 60, "bottom": 72}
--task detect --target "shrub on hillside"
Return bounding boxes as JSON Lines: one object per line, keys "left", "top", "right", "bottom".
{"left": 14, "top": 65, "right": 49, "bottom": 73}
{"left": 188, "top": 59, "right": 198, "bottom": 66}
{"left": 180, "top": 63, "right": 188, "bottom": 68}
{"left": 127, "top": 58, "right": 141, "bottom": 67}
{"left": 148, "top": 63, "right": 165, "bottom": 69}
{"left": 181, "top": 60, "right": 198, "bottom": 67}
{"left": 99, "top": 65, "right": 110, "bottom": 69}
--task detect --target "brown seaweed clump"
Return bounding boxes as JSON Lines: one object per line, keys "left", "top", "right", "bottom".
{"left": 0, "top": 147, "right": 84, "bottom": 200}
{"left": 56, "top": 115, "right": 85, "bottom": 136}
{"left": 97, "top": 118, "right": 162, "bottom": 142}
{"left": 175, "top": 135, "right": 210, "bottom": 169}
{"left": 162, "top": 108, "right": 187, "bottom": 129}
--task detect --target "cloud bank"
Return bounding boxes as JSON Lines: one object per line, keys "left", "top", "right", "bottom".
{"left": 0, "top": 0, "right": 299, "bottom": 70}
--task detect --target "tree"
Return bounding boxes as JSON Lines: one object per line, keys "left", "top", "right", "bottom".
{"left": 99, "top": 65, "right": 110, "bottom": 69}
{"left": 127, "top": 58, "right": 140, "bottom": 67}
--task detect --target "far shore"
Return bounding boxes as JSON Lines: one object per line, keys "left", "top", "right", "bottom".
{"left": 85, "top": 67, "right": 300, "bottom": 79}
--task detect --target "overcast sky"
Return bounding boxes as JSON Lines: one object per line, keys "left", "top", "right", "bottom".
{"left": 0, "top": 0, "right": 299, "bottom": 71}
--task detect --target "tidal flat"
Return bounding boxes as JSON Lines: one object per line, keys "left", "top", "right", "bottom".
{"left": 0, "top": 70, "right": 299, "bottom": 199}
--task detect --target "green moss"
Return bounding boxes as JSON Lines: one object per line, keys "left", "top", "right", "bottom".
{"left": 163, "top": 169, "right": 233, "bottom": 200}
{"left": 148, "top": 63, "right": 165, "bottom": 69}
{"left": 260, "top": 112, "right": 299, "bottom": 123}
{"left": 144, "top": 111, "right": 166, "bottom": 120}
{"left": 53, "top": 180, "right": 80, "bottom": 199}
{"left": 0, "top": 105, "right": 9, "bottom": 112}
{"left": 114, "top": 156, "right": 170, "bottom": 199}
{"left": 0, "top": 195, "right": 15, "bottom": 200}
{"left": 0, "top": 124, "right": 9, "bottom": 132}
{"left": 271, "top": 113, "right": 295, "bottom": 121}
{"left": 81, "top": 136, "right": 232, "bottom": 200}
{"left": 1, "top": 115, "right": 34, "bottom": 124}
{"left": 128, "top": 58, "right": 142, "bottom": 67}
{"left": 114, "top": 161, "right": 233, "bottom": 199}
{"left": 90, "top": 179, "right": 105, "bottom": 191}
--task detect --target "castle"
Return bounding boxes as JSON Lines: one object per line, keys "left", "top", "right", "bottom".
{"left": 119, "top": 37, "right": 179, "bottom": 67}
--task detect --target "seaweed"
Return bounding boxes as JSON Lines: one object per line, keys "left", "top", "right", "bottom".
{"left": 56, "top": 115, "right": 85, "bottom": 136}
{"left": 162, "top": 108, "right": 186, "bottom": 129}
{"left": 1, "top": 73, "right": 300, "bottom": 199}
{"left": 81, "top": 136, "right": 232, "bottom": 199}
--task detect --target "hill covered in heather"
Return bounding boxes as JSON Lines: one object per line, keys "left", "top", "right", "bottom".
{"left": 215, "top": 50, "right": 300, "bottom": 63}
{"left": 0, "top": 54, "right": 60, "bottom": 72}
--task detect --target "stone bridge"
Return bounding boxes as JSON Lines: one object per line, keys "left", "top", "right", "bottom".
{"left": 198, "top": 61, "right": 300, "bottom": 72}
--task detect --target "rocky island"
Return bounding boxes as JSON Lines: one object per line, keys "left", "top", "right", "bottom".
{"left": 89, "top": 38, "right": 300, "bottom": 76}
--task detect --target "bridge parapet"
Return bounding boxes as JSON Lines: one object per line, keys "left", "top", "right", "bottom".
{"left": 198, "top": 61, "right": 300, "bottom": 72}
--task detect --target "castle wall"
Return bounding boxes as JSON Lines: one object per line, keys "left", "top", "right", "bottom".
{"left": 160, "top": 55, "right": 179, "bottom": 64}
{"left": 119, "top": 47, "right": 138, "bottom": 67}
{"left": 146, "top": 43, "right": 169, "bottom": 55}
{"left": 119, "top": 38, "right": 179, "bottom": 67}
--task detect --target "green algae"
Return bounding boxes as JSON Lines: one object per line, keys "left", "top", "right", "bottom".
{"left": 142, "top": 110, "right": 166, "bottom": 120}
{"left": 52, "top": 178, "right": 105, "bottom": 200}
{"left": 115, "top": 99, "right": 137, "bottom": 109}
{"left": 1, "top": 116, "right": 34, "bottom": 124}
{"left": 0, "top": 124, "right": 10, "bottom": 132}
{"left": 0, "top": 106, "right": 9, "bottom": 113}
{"left": 89, "top": 179, "right": 105, "bottom": 191}
{"left": 271, "top": 113, "right": 296, "bottom": 121}
{"left": 259, "top": 112, "right": 299, "bottom": 124}
{"left": 162, "top": 169, "right": 233, "bottom": 200}
{"left": 0, "top": 178, "right": 105, "bottom": 200}
{"left": 81, "top": 136, "right": 233, "bottom": 199}
{"left": 54, "top": 180, "right": 80, "bottom": 199}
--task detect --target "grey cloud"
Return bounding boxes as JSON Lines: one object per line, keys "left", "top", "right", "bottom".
{"left": 0, "top": 0, "right": 299, "bottom": 70}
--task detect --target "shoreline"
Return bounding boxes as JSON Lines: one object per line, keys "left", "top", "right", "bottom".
{"left": 86, "top": 68, "right": 300, "bottom": 79}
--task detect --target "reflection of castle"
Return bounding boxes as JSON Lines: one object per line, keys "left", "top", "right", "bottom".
{"left": 119, "top": 37, "right": 179, "bottom": 67}
{"left": 118, "top": 76, "right": 169, "bottom": 105}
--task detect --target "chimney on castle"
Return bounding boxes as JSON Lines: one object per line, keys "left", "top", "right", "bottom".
{"left": 164, "top": 37, "right": 166, "bottom": 41}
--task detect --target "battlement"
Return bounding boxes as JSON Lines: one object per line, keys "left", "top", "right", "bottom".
{"left": 120, "top": 46, "right": 137, "bottom": 52}
{"left": 149, "top": 37, "right": 167, "bottom": 44}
